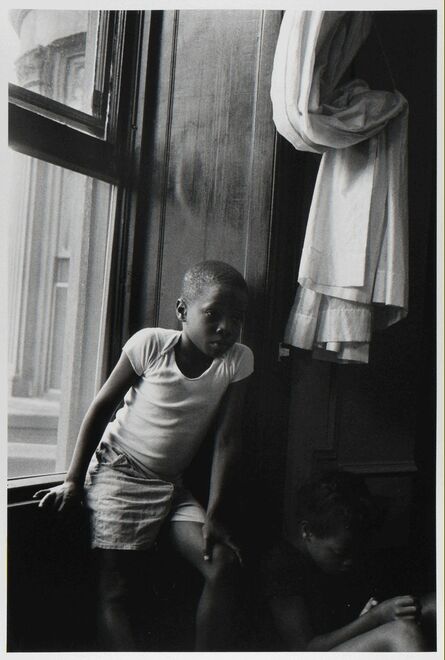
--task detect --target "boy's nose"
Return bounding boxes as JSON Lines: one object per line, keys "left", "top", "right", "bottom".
{"left": 216, "top": 318, "right": 232, "bottom": 336}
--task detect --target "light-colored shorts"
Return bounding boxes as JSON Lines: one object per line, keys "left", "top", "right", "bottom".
{"left": 84, "top": 441, "right": 206, "bottom": 550}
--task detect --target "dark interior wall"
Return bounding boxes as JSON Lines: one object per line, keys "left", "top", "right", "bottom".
{"left": 7, "top": 501, "right": 96, "bottom": 651}
{"left": 130, "top": 10, "right": 281, "bottom": 336}
{"left": 284, "top": 11, "right": 436, "bottom": 563}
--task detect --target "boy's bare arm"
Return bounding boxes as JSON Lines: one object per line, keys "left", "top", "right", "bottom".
{"left": 34, "top": 352, "right": 139, "bottom": 511}
{"left": 305, "top": 595, "right": 420, "bottom": 651}
{"left": 203, "top": 376, "right": 251, "bottom": 560}
{"left": 269, "top": 593, "right": 420, "bottom": 651}
{"left": 269, "top": 594, "right": 313, "bottom": 650}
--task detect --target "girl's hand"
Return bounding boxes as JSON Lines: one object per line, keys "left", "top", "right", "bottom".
{"left": 372, "top": 595, "right": 420, "bottom": 624}
{"left": 33, "top": 481, "right": 83, "bottom": 512}
{"left": 202, "top": 517, "right": 242, "bottom": 565}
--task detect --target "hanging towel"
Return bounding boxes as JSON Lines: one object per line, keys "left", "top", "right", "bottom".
{"left": 271, "top": 11, "right": 408, "bottom": 364}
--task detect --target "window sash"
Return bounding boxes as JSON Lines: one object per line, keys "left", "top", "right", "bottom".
{"left": 9, "top": 102, "right": 118, "bottom": 182}
{"left": 9, "top": 84, "right": 106, "bottom": 137}
{"left": 8, "top": 11, "right": 137, "bottom": 184}
{"left": 8, "top": 11, "right": 115, "bottom": 137}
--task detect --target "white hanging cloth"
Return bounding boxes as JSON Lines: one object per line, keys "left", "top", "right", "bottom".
{"left": 271, "top": 11, "right": 409, "bottom": 364}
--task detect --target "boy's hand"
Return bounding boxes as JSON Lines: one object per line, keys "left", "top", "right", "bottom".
{"left": 360, "top": 597, "right": 378, "bottom": 616}
{"left": 202, "top": 517, "right": 242, "bottom": 565}
{"left": 372, "top": 595, "right": 420, "bottom": 624}
{"left": 33, "top": 480, "right": 83, "bottom": 512}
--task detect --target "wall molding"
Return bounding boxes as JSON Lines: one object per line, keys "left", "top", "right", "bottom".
{"left": 339, "top": 460, "right": 418, "bottom": 475}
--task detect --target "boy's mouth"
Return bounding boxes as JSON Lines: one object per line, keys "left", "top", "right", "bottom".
{"left": 209, "top": 340, "right": 231, "bottom": 352}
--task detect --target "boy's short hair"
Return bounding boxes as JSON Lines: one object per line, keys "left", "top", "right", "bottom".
{"left": 181, "top": 260, "right": 248, "bottom": 302}
{"left": 295, "top": 471, "right": 379, "bottom": 538}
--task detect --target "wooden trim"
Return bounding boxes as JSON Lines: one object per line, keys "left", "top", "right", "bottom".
{"left": 243, "top": 9, "right": 281, "bottom": 355}
{"left": 153, "top": 10, "right": 179, "bottom": 328}
{"left": 104, "top": 11, "right": 153, "bottom": 366}
{"left": 339, "top": 460, "right": 418, "bottom": 475}
{"left": 127, "top": 10, "right": 178, "bottom": 332}
{"left": 310, "top": 364, "right": 341, "bottom": 473}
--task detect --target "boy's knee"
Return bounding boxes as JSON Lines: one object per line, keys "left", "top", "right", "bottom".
{"left": 99, "top": 554, "right": 136, "bottom": 605}
{"left": 100, "top": 572, "right": 130, "bottom": 606}
{"left": 388, "top": 620, "right": 426, "bottom": 652}
{"left": 206, "top": 544, "right": 239, "bottom": 583}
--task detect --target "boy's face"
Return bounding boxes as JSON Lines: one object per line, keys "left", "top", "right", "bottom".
{"left": 178, "top": 283, "right": 248, "bottom": 358}
{"left": 304, "top": 525, "right": 357, "bottom": 575}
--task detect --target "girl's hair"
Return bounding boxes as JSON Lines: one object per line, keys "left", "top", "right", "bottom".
{"left": 181, "top": 260, "right": 248, "bottom": 302}
{"left": 294, "top": 471, "right": 379, "bottom": 538}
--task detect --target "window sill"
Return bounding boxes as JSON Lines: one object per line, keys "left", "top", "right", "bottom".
{"left": 7, "top": 473, "right": 65, "bottom": 506}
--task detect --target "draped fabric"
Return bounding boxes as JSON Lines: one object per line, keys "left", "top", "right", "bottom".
{"left": 271, "top": 11, "right": 409, "bottom": 363}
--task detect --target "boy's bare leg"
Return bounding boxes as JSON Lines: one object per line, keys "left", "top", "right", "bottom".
{"left": 332, "top": 619, "right": 427, "bottom": 652}
{"left": 169, "top": 521, "right": 241, "bottom": 651}
{"left": 96, "top": 549, "right": 140, "bottom": 650}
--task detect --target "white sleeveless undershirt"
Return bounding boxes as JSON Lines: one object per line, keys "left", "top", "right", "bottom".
{"left": 101, "top": 328, "right": 254, "bottom": 480}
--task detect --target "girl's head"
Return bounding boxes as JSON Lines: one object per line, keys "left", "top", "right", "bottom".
{"left": 295, "top": 471, "right": 378, "bottom": 575}
{"left": 176, "top": 261, "right": 249, "bottom": 358}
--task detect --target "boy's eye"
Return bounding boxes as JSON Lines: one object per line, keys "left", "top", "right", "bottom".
{"left": 204, "top": 309, "right": 243, "bottom": 323}
{"left": 331, "top": 548, "right": 350, "bottom": 558}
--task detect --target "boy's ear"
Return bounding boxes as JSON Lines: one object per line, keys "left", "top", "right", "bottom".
{"left": 301, "top": 520, "right": 312, "bottom": 541}
{"left": 176, "top": 298, "right": 187, "bottom": 322}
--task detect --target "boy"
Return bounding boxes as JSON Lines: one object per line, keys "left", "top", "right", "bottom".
{"left": 34, "top": 260, "right": 254, "bottom": 651}
{"left": 262, "top": 471, "right": 436, "bottom": 651}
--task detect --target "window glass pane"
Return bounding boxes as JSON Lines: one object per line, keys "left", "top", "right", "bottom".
{"left": 8, "top": 10, "right": 101, "bottom": 116}
{"left": 8, "top": 151, "right": 115, "bottom": 478}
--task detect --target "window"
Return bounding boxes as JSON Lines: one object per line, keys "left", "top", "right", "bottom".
{"left": 8, "top": 151, "right": 115, "bottom": 477}
{"left": 7, "top": 10, "right": 145, "bottom": 479}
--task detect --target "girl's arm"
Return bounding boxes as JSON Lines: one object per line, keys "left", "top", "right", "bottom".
{"left": 34, "top": 352, "right": 139, "bottom": 511}
{"left": 202, "top": 375, "right": 251, "bottom": 562}
{"left": 269, "top": 593, "right": 420, "bottom": 651}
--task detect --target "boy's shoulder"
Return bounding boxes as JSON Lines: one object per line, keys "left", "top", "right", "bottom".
{"left": 261, "top": 538, "right": 308, "bottom": 600}
{"left": 127, "top": 327, "right": 180, "bottom": 349}
{"left": 123, "top": 328, "right": 181, "bottom": 374}
{"left": 223, "top": 341, "right": 254, "bottom": 380}
{"left": 226, "top": 341, "right": 254, "bottom": 361}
